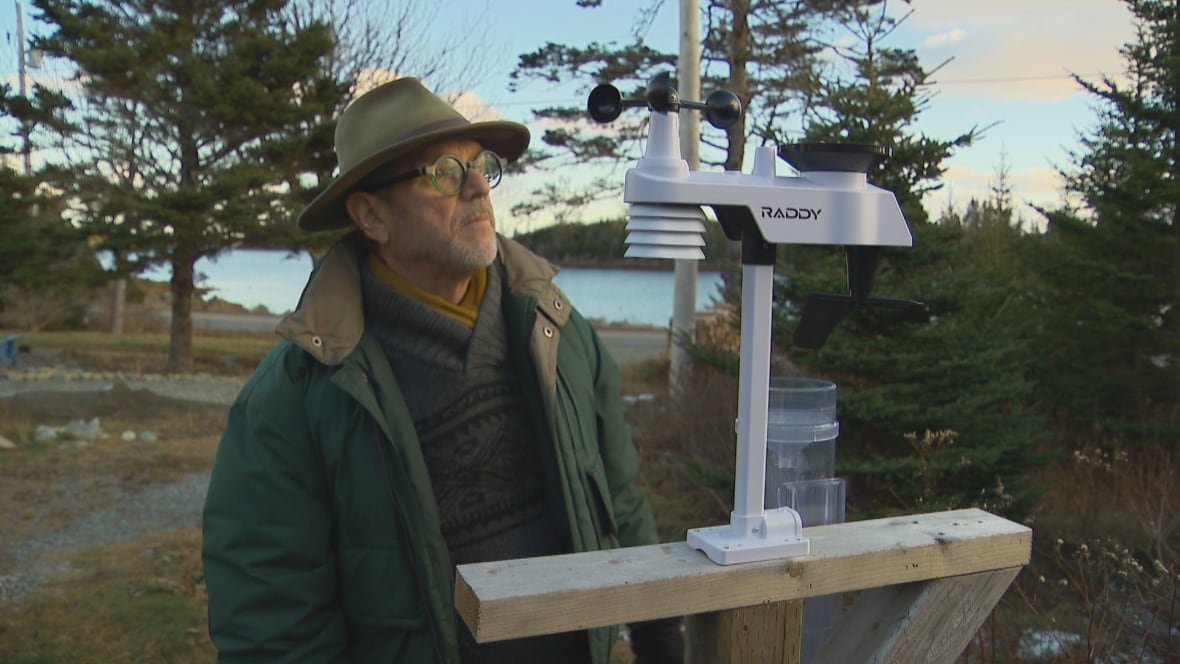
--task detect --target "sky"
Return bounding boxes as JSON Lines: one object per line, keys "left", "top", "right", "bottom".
{"left": 440, "top": 0, "right": 1139, "bottom": 231}
{"left": 2, "top": 0, "right": 1138, "bottom": 234}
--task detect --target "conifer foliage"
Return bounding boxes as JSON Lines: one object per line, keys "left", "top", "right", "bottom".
{"left": 1032, "top": 0, "right": 1179, "bottom": 448}
{"left": 32, "top": 0, "right": 336, "bottom": 371}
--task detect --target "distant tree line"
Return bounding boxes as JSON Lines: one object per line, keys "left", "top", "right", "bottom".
{"left": 512, "top": 217, "right": 734, "bottom": 269}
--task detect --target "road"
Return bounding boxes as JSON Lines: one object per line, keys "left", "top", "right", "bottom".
{"left": 183, "top": 311, "right": 669, "bottom": 366}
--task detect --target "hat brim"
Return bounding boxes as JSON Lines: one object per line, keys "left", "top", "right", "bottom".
{"left": 297, "top": 121, "right": 530, "bottom": 231}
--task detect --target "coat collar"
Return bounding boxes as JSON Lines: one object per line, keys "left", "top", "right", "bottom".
{"left": 276, "top": 231, "right": 570, "bottom": 366}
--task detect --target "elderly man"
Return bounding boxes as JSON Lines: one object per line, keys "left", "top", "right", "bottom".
{"left": 201, "top": 78, "right": 682, "bottom": 663}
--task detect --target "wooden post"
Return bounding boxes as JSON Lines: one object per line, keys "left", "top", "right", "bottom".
{"left": 455, "top": 508, "right": 1032, "bottom": 662}
{"left": 686, "top": 600, "right": 803, "bottom": 664}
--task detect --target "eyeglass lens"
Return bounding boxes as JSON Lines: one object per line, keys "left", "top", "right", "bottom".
{"left": 431, "top": 151, "right": 502, "bottom": 195}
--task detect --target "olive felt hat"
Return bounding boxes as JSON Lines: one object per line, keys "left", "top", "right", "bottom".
{"left": 296, "top": 77, "right": 531, "bottom": 231}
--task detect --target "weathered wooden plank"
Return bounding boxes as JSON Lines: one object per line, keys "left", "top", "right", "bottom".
{"left": 455, "top": 508, "right": 1031, "bottom": 643}
{"left": 815, "top": 567, "right": 1021, "bottom": 664}
{"left": 686, "top": 600, "right": 803, "bottom": 664}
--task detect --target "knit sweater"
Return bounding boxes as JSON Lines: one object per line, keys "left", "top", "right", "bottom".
{"left": 359, "top": 260, "right": 588, "bottom": 663}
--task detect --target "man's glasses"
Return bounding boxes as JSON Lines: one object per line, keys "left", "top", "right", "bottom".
{"left": 363, "top": 150, "right": 503, "bottom": 196}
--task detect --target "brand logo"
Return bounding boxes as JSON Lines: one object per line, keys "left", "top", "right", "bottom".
{"left": 760, "top": 206, "right": 821, "bottom": 220}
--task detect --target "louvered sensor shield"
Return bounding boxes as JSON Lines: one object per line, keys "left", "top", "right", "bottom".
{"left": 623, "top": 203, "right": 707, "bottom": 260}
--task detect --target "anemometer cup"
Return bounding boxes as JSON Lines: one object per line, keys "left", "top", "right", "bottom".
{"left": 586, "top": 75, "right": 742, "bottom": 130}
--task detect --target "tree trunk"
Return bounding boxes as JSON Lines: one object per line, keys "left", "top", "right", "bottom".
{"left": 165, "top": 252, "right": 196, "bottom": 373}
{"left": 108, "top": 278, "right": 126, "bottom": 335}
{"left": 724, "top": 0, "right": 750, "bottom": 173}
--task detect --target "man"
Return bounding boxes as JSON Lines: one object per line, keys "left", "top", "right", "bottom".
{"left": 202, "top": 78, "right": 682, "bottom": 663}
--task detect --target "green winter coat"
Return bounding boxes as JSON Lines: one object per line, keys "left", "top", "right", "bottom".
{"left": 201, "top": 233, "right": 660, "bottom": 663}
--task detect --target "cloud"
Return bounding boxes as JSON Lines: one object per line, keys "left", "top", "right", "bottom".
{"left": 924, "top": 163, "right": 1067, "bottom": 223}
{"left": 452, "top": 90, "right": 504, "bottom": 122}
{"left": 922, "top": 28, "right": 965, "bottom": 48}
{"left": 907, "top": 0, "right": 1135, "bottom": 101}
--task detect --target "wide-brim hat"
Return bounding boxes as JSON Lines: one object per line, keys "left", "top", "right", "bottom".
{"left": 297, "top": 77, "right": 530, "bottom": 231}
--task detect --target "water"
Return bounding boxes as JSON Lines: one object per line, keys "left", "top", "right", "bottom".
{"left": 552, "top": 267, "right": 725, "bottom": 327}
{"left": 154, "top": 250, "right": 725, "bottom": 328}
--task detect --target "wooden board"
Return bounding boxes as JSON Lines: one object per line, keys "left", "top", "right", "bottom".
{"left": 816, "top": 567, "right": 1021, "bottom": 664}
{"left": 455, "top": 508, "right": 1031, "bottom": 643}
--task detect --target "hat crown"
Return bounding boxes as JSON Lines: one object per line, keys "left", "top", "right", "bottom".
{"left": 296, "top": 77, "right": 529, "bottom": 231}
{"left": 335, "top": 78, "right": 468, "bottom": 174}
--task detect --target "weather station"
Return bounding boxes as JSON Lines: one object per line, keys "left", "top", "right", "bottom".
{"left": 454, "top": 72, "right": 1032, "bottom": 663}
{"left": 588, "top": 72, "right": 922, "bottom": 564}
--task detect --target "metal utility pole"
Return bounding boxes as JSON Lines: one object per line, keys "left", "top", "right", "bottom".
{"left": 670, "top": 0, "right": 700, "bottom": 390}
{"left": 15, "top": 0, "right": 32, "bottom": 174}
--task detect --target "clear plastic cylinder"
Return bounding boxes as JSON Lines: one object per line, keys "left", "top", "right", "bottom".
{"left": 764, "top": 377, "right": 846, "bottom": 661}
{"left": 764, "top": 377, "right": 841, "bottom": 512}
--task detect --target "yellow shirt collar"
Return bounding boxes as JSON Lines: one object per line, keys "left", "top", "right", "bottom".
{"left": 367, "top": 254, "right": 486, "bottom": 328}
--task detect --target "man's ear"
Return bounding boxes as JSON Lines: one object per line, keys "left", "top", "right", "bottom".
{"left": 345, "top": 191, "right": 389, "bottom": 244}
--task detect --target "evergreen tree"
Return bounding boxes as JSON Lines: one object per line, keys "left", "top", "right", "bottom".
{"left": 765, "top": 3, "right": 1043, "bottom": 517}
{"left": 0, "top": 81, "right": 102, "bottom": 330}
{"left": 32, "top": 0, "right": 336, "bottom": 372}
{"left": 508, "top": 0, "right": 857, "bottom": 222}
{"left": 1032, "top": 0, "right": 1179, "bottom": 448}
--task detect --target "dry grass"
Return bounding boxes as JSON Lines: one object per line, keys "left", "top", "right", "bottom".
{"left": 962, "top": 446, "right": 1180, "bottom": 662}
{"left": 625, "top": 364, "right": 739, "bottom": 540}
{"left": 0, "top": 529, "right": 215, "bottom": 663}
{"left": 7, "top": 329, "right": 278, "bottom": 375}
{"left": 0, "top": 374, "right": 225, "bottom": 662}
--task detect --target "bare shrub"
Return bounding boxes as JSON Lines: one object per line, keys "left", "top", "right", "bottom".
{"left": 628, "top": 365, "right": 739, "bottom": 539}
{"left": 966, "top": 447, "right": 1179, "bottom": 662}
{"left": 0, "top": 285, "right": 95, "bottom": 331}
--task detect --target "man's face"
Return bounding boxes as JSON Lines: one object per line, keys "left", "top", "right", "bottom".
{"left": 358, "top": 138, "right": 498, "bottom": 284}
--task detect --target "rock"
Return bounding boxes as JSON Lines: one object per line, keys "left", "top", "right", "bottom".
{"left": 34, "top": 425, "right": 59, "bottom": 444}
{"left": 64, "top": 417, "right": 106, "bottom": 441}
{"left": 121, "top": 430, "right": 137, "bottom": 442}
{"left": 0, "top": 434, "right": 16, "bottom": 450}
{"left": 137, "top": 431, "right": 158, "bottom": 443}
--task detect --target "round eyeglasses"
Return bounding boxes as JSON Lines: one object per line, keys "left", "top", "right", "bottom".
{"left": 363, "top": 150, "right": 503, "bottom": 196}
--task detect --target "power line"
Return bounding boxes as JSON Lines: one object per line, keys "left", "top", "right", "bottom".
{"left": 935, "top": 72, "right": 1110, "bottom": 85}
{"left": 483, "top": 71, "right": 1113, "bottom": 109}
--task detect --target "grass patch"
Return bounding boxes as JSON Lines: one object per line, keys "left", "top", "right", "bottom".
{"left": 0, "top": 530, "right": 214, "bottom": 663}
{"left": 6, "top": 330, "right": 277, "bottom": 375}
{"left": 618, "top": 356, "right": 669, "bottom": 396}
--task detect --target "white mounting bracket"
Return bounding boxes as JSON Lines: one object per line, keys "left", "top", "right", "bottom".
{"left": 687, "top": 506, "right": 810, "bottom": 565}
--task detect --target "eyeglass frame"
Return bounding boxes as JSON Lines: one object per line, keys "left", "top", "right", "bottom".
{"left": 360, "top": 149, "right": 504, "bottom": 196}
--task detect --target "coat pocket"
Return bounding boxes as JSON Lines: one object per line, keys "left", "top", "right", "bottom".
{"left": 337, "top": 546, "right": 429, "bottom": 632}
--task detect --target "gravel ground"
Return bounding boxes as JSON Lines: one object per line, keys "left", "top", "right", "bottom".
{"left": 0, "top": 370, "right": 240, "bottom": 606}
{"left": 0, "top": 367, "right": 246, "bottom": 406}
{"left": 0, "top": 473, "right": 210, "bottom": 604}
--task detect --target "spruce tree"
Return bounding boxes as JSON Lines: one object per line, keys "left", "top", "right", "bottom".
{"left": 1032, "top": 0, "right": 1179, "bottom": 448}
{"left": 768, "top": 4, "right": 1043, "bottom": 517}
{"left": 0, "top": 82, "right": 102, "bottom": 330}
{"left": 32, "top": 0, "right": 336, "bottom": 372}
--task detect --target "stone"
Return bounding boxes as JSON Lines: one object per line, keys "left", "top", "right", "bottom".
{"left": 138, "top": 431, "right": 158, "bottom": 443}
{"left": 0, "top": 434, "right": 16, "bottom": 450}
{"left": 64, "top": 417, "right": 106, "bottom": 441}
{"left": 121, "top": 430, "right": 137, "bottom": 442}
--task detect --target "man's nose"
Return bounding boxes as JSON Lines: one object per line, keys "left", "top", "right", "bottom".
{"left": 461, "top": 170, "right": 492, "bottom": 199}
